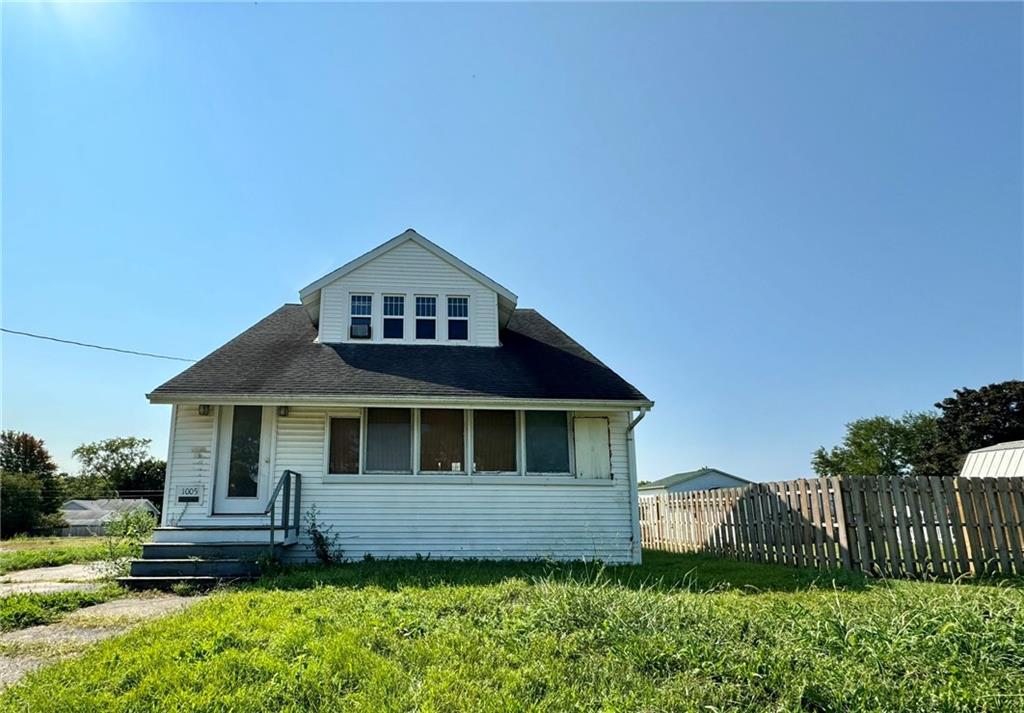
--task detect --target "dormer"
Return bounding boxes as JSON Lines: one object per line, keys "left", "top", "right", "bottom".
{"left": 298, "top": 230, "right": 518, "bottom": 347}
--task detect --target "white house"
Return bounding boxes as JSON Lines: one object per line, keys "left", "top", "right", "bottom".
{"left": 638, "top": 467, "right": 750, "bottom": 498}
{"left": 130, "top": 230, "right": 652, "bottom": 586}
{"left": 960, "top": 441, "right": 1024, "bottom": 478}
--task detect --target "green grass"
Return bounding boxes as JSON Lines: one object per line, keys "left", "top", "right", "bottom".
{"left": 0, "top": 537, "right": 139, "bottom": 574}
{"left": 3, "top": 552, "right": 1024, "bottom": 712}
{"left": 0, "top": 585, "right": 123, "bottom": 632}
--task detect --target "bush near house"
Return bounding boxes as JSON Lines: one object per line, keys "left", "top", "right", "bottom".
{"left": 3, "top": 552, "right": 1022, "bottom": 711}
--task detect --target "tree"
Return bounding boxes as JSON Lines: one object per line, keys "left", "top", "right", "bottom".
{"left": 1, "top": 472, "right": 44, "bottom": 537}
{"left": 812, "top": 412, "right": 938, "bottom": 478}
{"left": 69, "top": 437, "right": 165, "bottom": 508}
{"left": 59, "top": 473, "right": 117, "bottom": 500}
{"left": 0, "top": 431, "right": 63, "bottom": 515}
{"left": 72, "top": 437, "right": 159, "bottom": 491}
{"left": 915, "top": 380, "right": 1024, "bottom": 477}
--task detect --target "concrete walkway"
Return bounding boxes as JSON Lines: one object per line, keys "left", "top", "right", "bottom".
{"left": 0, "top": 595, "right": 202, "bottom": 688}
{"left": 0, "top": 563, "right": 105, "bottom": 596}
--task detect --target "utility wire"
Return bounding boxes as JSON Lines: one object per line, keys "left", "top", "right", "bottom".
{"left": 1, "top": 328, "right": 197, "bottom": 362}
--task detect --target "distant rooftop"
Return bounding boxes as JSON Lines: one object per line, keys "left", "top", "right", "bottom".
{"left": 638, "top": 467, "right": 751, "bottom": 491}
{"left": 967, "top": 440, "right": 1024, "bottom": 454}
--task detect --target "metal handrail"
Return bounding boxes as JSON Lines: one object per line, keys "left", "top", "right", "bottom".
{"left": 265, "top": 469, "right": 302, "bottom": 552}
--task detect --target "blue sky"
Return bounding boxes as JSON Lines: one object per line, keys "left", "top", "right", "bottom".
{"left": 3, "top": 2, "right": 1021, "bottom": 479}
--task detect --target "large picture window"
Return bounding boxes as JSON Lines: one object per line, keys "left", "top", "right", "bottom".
{"left": 473, "top": 410, "right": 516, "bottom": 473}
{"left": 525, "top": 411, "right": 571, "bottom": 473}
{"left": 365, "top": 408, "right": 412, "bottom": 473}
{"left": 328, "top": 417, "right": 360, "bottom": 474}
{"left": 420, "top": 409, "right": 465, "bottom": 472}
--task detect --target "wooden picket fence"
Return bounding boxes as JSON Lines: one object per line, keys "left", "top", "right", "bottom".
{"left": 638, "top": 476, "right": 1024, "bottom": 578}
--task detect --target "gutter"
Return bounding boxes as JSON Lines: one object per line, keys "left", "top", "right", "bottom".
{"left": 625, "top": 405, "right": 650, "bottom": 564}
{"left": 147, "top": 392, "right": 655, "bottom": 411}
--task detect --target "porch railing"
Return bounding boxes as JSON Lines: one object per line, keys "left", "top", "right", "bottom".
{"left": 265, "top": 469, "right": 302, "bottom": 551}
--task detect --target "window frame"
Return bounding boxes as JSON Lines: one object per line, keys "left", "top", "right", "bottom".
{"left": 363, "top": 407, "right": 415, "bottom": 474}
{"left": 418, "top": 408, "right": 468, "bottom": 474}
{"left": 324, "top": 409, "right": 364, "bottom": 476}
{"left": 522, "top": 410, "right": 575, "bottom": 476}
{"left": 321, "top": 408, "right": 580, "bottom": 481}
{"left": 349, "top": 293, "right": 373, "bottom": 339}
{"left": 382, "top": 294, "right": 405, "bottom": 340}
{"left": 446, "top": 296, "right": 469, "bottom": 341}
{"left": 415, "top": 295, "right": 437, "bottom": 340}
{"left": 470, "top": 409, "right": 520, "bottom": 475}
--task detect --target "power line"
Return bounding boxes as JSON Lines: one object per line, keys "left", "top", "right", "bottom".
{"left": 1, "top": 328, "right": 197, "bottom": 363}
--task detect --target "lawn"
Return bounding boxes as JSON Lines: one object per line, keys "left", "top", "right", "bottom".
{"left": 0, "top": 585, "right": 124, "bottom": 632}
{"left": 0, "top": 536, "right": 139, "bottom": 574}
{"left": 3, "top": 551, "right": 1024, "bottom": 712}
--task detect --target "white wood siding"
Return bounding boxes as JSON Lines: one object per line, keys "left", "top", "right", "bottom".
{"left": 960, "top": 446, "right": 1024, "bottom": 478}
{"left": 318, "top": 240, "right": 500, "bottom": 346}
{"left": 161, "top": 406, "right": 217, "bottom": 525}
{"left": 160, "top": 405, "right": 638, "bottom": 562}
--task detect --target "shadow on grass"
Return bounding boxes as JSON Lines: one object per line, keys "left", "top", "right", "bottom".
{"left": 247, "top": 549, "right": 875, "bottom": 595}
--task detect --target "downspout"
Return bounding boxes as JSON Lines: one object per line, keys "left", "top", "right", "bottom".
{"left": 626, "top": 407, "right": 650, "bottom": 564}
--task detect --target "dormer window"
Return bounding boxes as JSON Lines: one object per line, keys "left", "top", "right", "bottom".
{"left": 447, "top": 296, "right": 469, "bottom": 340}
{"left": 415, "top": 296, "right": 436, "bottom": 339}
{"left": 383, "top": 295, "right": 404, "bottom": 339}
{"left": 350, "top": 294, "right": 372, "bottom": 339}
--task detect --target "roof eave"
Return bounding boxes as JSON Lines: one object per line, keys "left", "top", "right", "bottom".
{"left": 147, "top": 392, "right": 654, "bottom": 411}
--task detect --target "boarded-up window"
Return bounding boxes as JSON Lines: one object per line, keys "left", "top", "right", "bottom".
{"left": 573, "top": 417, "right": 611, "bottom": 479}
{"left": 365, "top": 409, "right": 412, "bottom": 472}
{"left": 473, "top": 410, "right": 516, "bottom": 472}
{"left": 525, "top": 411, "right": 570, "bottom": 473}
{"left": 329, "top": 417, "right": 360, "bottom": 474}
{"left": 420, "top": 409, "right": 465, "bottom": 472}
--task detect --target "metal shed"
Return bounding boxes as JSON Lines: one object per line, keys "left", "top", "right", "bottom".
{"left": 959, "top": 440, "right": 1024, "bottom": 478}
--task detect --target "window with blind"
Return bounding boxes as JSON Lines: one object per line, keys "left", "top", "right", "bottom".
{"left": 525, "top": 411, "right": 571, "bottom": 474}
{"left": 419, "top": 409, "right": 465, "bottom": 472}
{"left": 473, "top": 410, "right": 517, "bottom": 473}
{"left": 328, "top": 417, "right": 360, "bottom": 474}
{"left": 365, "top": 408, "right": 412, "bottom": 473}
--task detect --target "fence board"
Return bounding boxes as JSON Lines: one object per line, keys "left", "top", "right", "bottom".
{"left": 638, "top": 476, "right": 1024, "bottom": 579}
{"left": 996, "top": 479, "right": 1022, "bottom": 574}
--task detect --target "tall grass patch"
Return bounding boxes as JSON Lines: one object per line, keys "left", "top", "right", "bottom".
{"left": 2, "top": 553, "right": 1023, "bottom": 711}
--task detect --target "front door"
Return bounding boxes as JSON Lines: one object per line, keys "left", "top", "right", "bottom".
{"left": 213, "top": 405, "right": 273, "bottom": 514}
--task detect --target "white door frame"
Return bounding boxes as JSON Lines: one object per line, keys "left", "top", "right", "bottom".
{"left": 212, "top": 405, "right": 275, "bottom": 515}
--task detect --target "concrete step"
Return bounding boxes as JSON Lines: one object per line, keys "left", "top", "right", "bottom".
{"left": 142, "top": 542, "right": 282, "bottom": 560}
{"left": 129, "top": 558, "right": 261, "bottom": 578}
{"left": 116, "top": 575, "right": 253, "bottom": 592}
{"left": 152, "top": 526, "right": 298, "bottom": 544}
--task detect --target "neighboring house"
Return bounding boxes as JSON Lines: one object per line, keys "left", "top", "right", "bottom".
{"left": 960, "top": 441, "right": 1024, "bottom": 478}
{"left": 146, "top": 229, "right": 653, "bottom": 565}
{"left": 639, "top": 467, "right": 751, "bottom": 498}
{"left": 60, "top": 499, "right": 160, "bottom": 536}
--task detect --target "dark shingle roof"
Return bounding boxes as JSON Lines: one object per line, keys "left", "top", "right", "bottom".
{"left": 149, "top": 305, "right": 650, "bottom": 403}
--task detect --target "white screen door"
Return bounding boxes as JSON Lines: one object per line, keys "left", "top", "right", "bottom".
{"left": 573, "top": 417, "right": 611, "bottom": 479}
{"left": 214, "top": 405, "right": 273, "bottom": 514}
